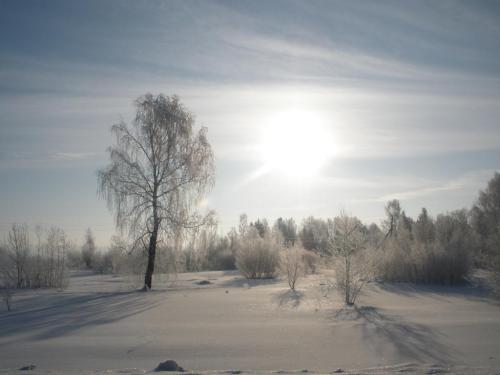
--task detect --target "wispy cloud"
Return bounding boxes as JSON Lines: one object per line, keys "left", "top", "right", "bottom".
{"left": 220, "top": 31, "right": 453, "bottom": 82}
{"left": 366, "top": 169, "right": 497, "bottom": 203}
{"left": 1, "top": 1, "right": 500, "bottom": 241}
{"left": 0, "top": 151, "right": 99, "bottom": 168}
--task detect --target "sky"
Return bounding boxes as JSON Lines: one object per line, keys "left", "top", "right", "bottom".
{"left": 1, "top": 0, "right": 500, "bottom": 247}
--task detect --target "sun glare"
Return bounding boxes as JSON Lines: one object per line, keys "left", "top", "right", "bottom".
{"left": 258, "top": 110, "right": 335, "bottom": 179}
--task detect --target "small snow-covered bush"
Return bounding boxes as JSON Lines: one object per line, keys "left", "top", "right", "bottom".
{"left": 236, "top": 231, "right": 280, "bottom": 279}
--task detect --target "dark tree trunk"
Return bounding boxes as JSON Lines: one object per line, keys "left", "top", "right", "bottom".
{"left": 144, "top": 223, "right": 159, "bottom": 290}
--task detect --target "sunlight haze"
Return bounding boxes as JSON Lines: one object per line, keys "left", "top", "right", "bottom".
{"left": 1, "top": 0, "right": 499, "bottom": 246}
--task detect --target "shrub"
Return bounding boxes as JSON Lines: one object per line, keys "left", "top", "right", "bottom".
{"left": 332, "top": 252, "right": 367, "bottom": 305}
{"left": 1, "top": 225, "right": 70, "bottom": 290}
{"left": 376, "top": 211, "right": 473, "bottom": 284}
{"left": 236, "top": 231, "right": 280, "bottom": 279}
{"left": 377, "top": 241, "right": 472, "bottom": 285}
{"left": 375, "top": 229, "right": 415, "bottom": 282}
{"left": 281, "top": 246, "right": 305, "bottom": 290}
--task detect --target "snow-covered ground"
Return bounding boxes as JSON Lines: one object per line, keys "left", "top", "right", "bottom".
{"left": 1, "top": 270, "right": 499, "bottom": 374}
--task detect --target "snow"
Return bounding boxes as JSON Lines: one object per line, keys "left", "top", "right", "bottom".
{"left": 1, "top": 271, "right": 499, "bottom": 374}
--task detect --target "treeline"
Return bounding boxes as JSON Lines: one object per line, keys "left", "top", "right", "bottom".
{"left": 0, "top": 224, "right": 71, "bottom": 289}
{"left": 376, "top": 172, "right": 500, "bottom": 284}
{"left": 2, "top": 173, "right": 500, "bottom": 292}
{"left": 84, "top": 172, "right": 500, "bottom": 291}
{"left": 161, "top": 171, "right": 497, "bottom": 286}
{"left": 68, "top": 172, "right": 500, "bottom": 288}
{"left": 377, "top": 203, "right": 473, "bottom": 284}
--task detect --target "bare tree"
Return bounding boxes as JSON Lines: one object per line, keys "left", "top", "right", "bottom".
{"left": 44, "top": 227, "right": 70, "bottom": 289}
{"left": 98, "top": 93, "right": 215, "bottom": 290}
{"left": 328, "top": 211, "right": 367, "bottom": 305}
{"left": 7, "top": 224, "right": 30, "bottom": 288}
{"left": 382, "top": 199, "right": 402, "bottom": 239}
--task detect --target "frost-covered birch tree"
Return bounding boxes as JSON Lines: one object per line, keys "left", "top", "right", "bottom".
{"left": 98, "top": 94, "right": 215, "bottom": 289}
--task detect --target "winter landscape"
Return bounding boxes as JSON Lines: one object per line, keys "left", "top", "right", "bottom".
{"left": 1, "top": 1, "right": 500, "bottom": 374}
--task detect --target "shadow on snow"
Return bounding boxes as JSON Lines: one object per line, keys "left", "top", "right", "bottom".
{"left": 328, "top": 305, "right": 455, "bottom": 363}
{"left": 272, "top": 289, "right": 306, "bottom": 309}
{"left": 0, "top": 290, "right": 162, "bottom": 342}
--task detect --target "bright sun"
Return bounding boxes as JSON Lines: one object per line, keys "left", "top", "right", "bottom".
{"left": 258, "top": 110, "right": 335, "bottom": 178}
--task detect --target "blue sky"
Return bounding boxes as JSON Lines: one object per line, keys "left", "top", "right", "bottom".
{"left": 1, "top": 0, "right": 499, "bottom": 246}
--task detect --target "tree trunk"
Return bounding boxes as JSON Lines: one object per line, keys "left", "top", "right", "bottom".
{"left": 144, "top": 182, "right": 160, "bottom": 290}
{"left": 345, "top": 256, "right": 351, "bottom": 305}
{"left": 144, "top": 224, "right": 159, "bottom": 290}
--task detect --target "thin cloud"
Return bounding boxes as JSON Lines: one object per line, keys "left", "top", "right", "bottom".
{"left": 0, "top": 151, "right": 99, "bottom": 168}
{"left": 368, "top": 169, "right": 498, "bottom": 203}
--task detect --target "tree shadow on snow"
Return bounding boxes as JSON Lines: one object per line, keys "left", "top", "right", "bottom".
{"left": 219, "top": 276, "right": 281, "bottom": 289}
{"left": 328, "top": 305, "right": 454, "bottom": 363}
{"left": 377, "top": 282, "right": 500, "bottom": 306}
{"left": 272, "top": 289, "right": 305, "bottom": 309}
{"left": 0, "top": 290, "right": 162, "bottom": 342}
